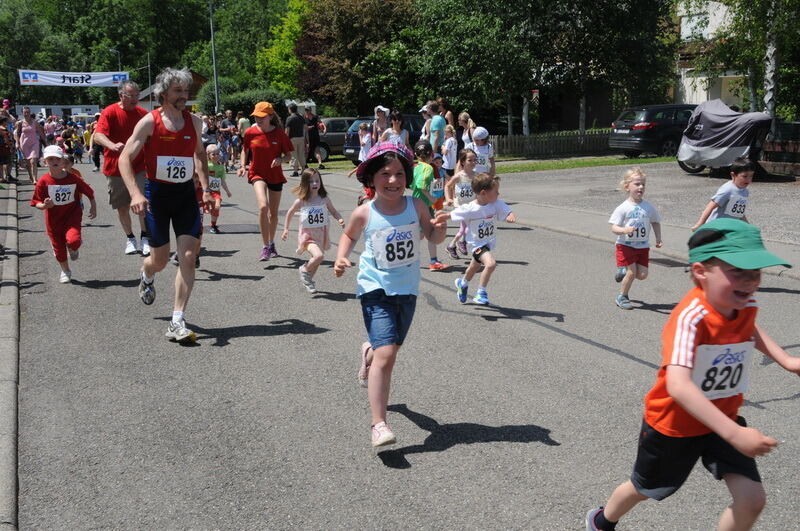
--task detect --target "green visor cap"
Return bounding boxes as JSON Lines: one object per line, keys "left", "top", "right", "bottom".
{"left": 688, "top": 218, "right": 791, "bottom": 269}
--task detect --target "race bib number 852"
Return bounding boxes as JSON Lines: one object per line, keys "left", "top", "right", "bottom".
{"left": 371, "top": 223, "right": 419, "bottom": 270}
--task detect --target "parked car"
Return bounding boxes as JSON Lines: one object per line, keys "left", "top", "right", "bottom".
{"left": 342, "top": 114, "right": 427, "bottom": 164}
{"left": 316, "top": 116, "right": 356, "bottom": 161}
{"left": 609, "top": 104, "right": 697, "bottom": 157}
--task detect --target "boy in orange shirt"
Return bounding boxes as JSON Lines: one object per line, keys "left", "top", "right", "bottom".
{"left": 587, "top": 218, "right": 800, "bottom": 531}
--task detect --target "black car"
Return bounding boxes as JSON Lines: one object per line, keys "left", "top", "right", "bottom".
{"left": 609, "top": 104, "right": 697, "bottom": 157}
{"left": 342, "top": 114, "right": 426, "bottom": 164}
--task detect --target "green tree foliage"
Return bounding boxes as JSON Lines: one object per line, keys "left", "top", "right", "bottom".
{"left": 255, "top": 0, "right": 310, "bottom": 95}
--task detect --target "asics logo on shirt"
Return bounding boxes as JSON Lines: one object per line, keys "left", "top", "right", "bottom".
{"left": 386, "top": 229, "right": 413, "bottom": 242}
{"left": 712, "top": 348, "right": 747, "bottom": 366}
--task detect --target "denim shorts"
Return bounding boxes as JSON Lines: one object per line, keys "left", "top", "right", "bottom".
{"left": 360, "top": 289, "right": 417, "bottom": 349}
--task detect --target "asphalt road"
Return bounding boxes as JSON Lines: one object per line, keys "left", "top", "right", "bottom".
{"left": 16, "top": 161, "right": 800, "bottom": 529}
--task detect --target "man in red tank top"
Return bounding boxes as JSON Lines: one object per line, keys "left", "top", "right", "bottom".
{"left": 119, "top": 67, "right": 212, "bottom": 343}
{"left": 93, "top": 80, "right": 150, "bottom": 256}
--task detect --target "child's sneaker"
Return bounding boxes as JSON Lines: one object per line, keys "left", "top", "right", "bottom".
{"left": 445, "top": 244, "right": 459, "bottom": 260}
{"left": 68, "top": 247, "right": 79, "bottom": 261}
{"left": 456, "top": 239, "right": 467, "bottom": 256}
{"left": 269, "top": 242, "right": 278, "bottom": 258}
{"left": 454, "top": 277, "right": 468, "bottom": 303}
{"left": 169, "top": 252, "right": 179, "bottom": 266}
{"left": 429, "top": 261, "right": 450, "bottom": 271}
{"left": 358, "top": 342, "right": 371, "bottom": 388}
{"left": 371, "top": 421, "right": 396, "bottom": 447}
{"left": 615, "top": 294, "right": 633, "bottom": 310}
{"left": 59, "top": 270, "right": 72, "bottom": 284}
{"left": 259, "top": 246, "right": 270, "bottom": 261}
{"left": 473, "top": 289, "right": 490, "bottom": 305}
{"left": 585, "top": 507, "right": 604, "bottom": 531}
{"left": 299, "top": 266, "right": 317, "bottom": 294}
{"left": 614, "top": 266, "right": 627, "bottom": 283}
{"left": 209, "top": 226, "right": 220, "bottom": 234}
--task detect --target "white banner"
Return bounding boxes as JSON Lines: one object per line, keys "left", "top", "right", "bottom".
{"left": 18, "top": 70, "right": 129, "bottom": 87}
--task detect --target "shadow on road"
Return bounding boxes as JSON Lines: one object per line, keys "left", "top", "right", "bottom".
{"left": 155, "top": 317, "right": 330, "bottom": 347}
{"left": 72, "top": 278, "right": 140, "bottom": 289}
{"left": 473, "top": 304, "right": 564, "bottom": 322}
{"left": 628, "top": 299, "right": 677, "bottom": 315}
{"left": 377, "top": 403, "right": 560, "bottom": 469}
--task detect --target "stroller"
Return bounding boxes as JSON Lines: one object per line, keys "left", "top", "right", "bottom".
{"left": 677, "top": 99, "right": 771, "bottom": 174}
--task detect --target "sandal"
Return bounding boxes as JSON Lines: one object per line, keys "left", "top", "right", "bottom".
{"left": 358, "top": 342, "right": 371, "bottom": 388}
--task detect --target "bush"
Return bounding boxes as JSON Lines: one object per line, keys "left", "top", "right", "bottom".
{"left": 196, "top": 77, "right": 240, "bottom": 115}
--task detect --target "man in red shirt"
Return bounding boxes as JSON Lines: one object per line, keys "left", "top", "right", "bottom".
{"left": 120, "top": 68, "right": 212, "bottom": 343}
{"left": 93, "top": 80, "right": 150, "bottom": 256}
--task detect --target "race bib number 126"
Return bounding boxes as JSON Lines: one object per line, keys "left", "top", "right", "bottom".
{"left": 156, "top": 156, "right": 194, "bottom": 183}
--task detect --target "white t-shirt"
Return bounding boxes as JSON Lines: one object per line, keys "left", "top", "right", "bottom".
{"left": 465, "top": 142, "right": 494, "bottom": 174}
{"left": 608, "top": 199, "right": 661, "bottom": 249}
{"left": 709, "top": 180, "right": 749, "bottom": 221}
{"left": 450, "top": 199, "right": 512, "bottom": 252}
{"left": 442, "top": 137, "right": 457, "bottom": 170}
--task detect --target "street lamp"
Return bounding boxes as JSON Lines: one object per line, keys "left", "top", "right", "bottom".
{"left": 109, "top": 48, "right": 121, "bottom": 72}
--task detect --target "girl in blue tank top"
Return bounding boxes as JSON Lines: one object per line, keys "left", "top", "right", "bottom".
{"left": 334, "top": 142, "right": 447, "bottom": 448}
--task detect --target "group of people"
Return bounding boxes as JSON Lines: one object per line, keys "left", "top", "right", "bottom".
{"left": 22, "top": 66, "right": 800, "bottom": 531}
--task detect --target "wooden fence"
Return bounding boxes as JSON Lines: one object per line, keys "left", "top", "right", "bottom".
{"left": 489, "top": 130, "right": 612, "bottom": 158}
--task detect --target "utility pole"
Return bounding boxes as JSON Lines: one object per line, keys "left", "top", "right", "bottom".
{"left": 209, "top": 0, "right": 220, "bottom": 114}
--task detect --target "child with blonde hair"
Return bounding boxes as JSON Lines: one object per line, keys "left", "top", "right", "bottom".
{"left": 444, "top": 148, "right": 478, "bottom": 258}
{"left": 281, "top": 168, "right": 344, "bottom": 293}
{"left": 608, "top": 168, "right": 663, "bottom": 310}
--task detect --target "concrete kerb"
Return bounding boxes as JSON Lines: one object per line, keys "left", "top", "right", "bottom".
{"left": 0, "top": 182, "right": 19, "bottom": 529}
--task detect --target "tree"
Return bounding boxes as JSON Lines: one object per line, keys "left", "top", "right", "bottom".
{"left": 255, "top": 0, "right": 309, "bottom": 94}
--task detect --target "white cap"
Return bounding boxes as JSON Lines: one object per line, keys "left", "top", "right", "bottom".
{"left": 473, "top": 126, "right": 489, "bottom": 140}
{"left": 374, "top": 105, "right": 389, "bottom": 116}
{"left": 418, "top": 106, "right": 428, "bottom": 113}
{"left": 42, "top": 145, "right": 66, "bottom": 159}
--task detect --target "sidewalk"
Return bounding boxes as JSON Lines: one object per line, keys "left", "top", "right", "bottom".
{"left": 0, "top": 182, "right": 18, "bottom": 530}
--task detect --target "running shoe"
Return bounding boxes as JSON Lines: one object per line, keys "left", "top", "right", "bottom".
{"left": 169, "top": 252, "right": 179, "bottom": 266}
{"left": 371, "top": 421, "right": 396, "bottom": 447}
{"left": 269, "top": 242, "right": 278, "bottom": 258}
{"left": 585, "top": 507, "right": 604, "bottom": 531}
{"left": 473, "top": 290, "right": 490, "bottom": 305}
{"left": 446, "top": 244, "right": 459, "bottom": 260}
{"left": 291, "top": 171, "right": 299, "bottom": 177}
{"left": 141, "top": 237, "right": 151, "bottom": 257}
{"left": 165, "top": 320, "right": 197, "bottom": 343}
{"left": 299, "top": 267, "right": 317, "bottom": 293}
{"left": 59, "top": 270, "right": 72, "bottom": 284}
{"left": 92, "top": 166, "right": 99, "bottom": 172}
{"left": 138, "top": 272, "right": 156, "bottom": 305}
{"left": 429, "top": 261, "right": 450, "bottom": 271}
{"left": 614, "top": 266, "right": 627, "bottom": 283}
{"left": 125, "top": 238, "right": 138, "bottom": 255}
{"left": 615, "top": 294, "right": 633, "bottom": 310}
{"left": 456, "top": 239, "right": 467, "bottom": 256}
{"left": 318, "top": 164, "right": 326, "bottom": 170}
{"left": 454, "top": 277, "right": 468, "bottom": 303}
{"left": 209, "top": 226, "right": 220, "bottom": 234}
{"left": 259, "top": 246, "right": 270, "bottom": 261}
{"left": 195, "top": 256, "right": 200, "bottom": 268}
{"left": 68, "top": 247, "right": 79, "bottom": 261}
{"left": 358, "top": 342, "right": 371, "bottom": 388}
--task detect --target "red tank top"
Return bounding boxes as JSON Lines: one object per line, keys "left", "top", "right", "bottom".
{"left": 144, "top": 109, "right": 197, "bottom": 183}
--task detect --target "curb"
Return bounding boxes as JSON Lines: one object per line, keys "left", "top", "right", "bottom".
{"left": 0, "top": 182, "right": 19, "bottom": 529}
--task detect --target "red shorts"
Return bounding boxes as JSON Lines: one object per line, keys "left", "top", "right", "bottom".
{"left": 209, "top": 191, "right": 222, "bottom": 217}
{"left": 616, "top": 244, "right": 649, "bottom": 267}
{"left": 432, "top": 197, "right": 444, "bottom": 211}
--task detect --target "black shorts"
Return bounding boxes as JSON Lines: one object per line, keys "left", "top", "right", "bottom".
{"left": 144, "top": 179, "right": 202, "bottom": 248}
{"left": 631, "top": 418, "right": 760, "bottom": 501}
{"left": 0, "top": 154, "right": 10, "bottom": 165}
{"left": 472, "top": 245, "right": 491, "bottom": 262}
{"left": 445, "top": 169, "right": 455, "bottom": 177}
{"left": 266, "top": 182, "right": 283, "bottom": 192}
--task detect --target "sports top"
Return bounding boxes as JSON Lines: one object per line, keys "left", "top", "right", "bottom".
{"left": 144, "top": 109, "right": 197, "bottom": 184}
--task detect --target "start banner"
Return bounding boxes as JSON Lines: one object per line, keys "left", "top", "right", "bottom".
{"left": 18, "top": 70, "right": 129, "bottom": 87}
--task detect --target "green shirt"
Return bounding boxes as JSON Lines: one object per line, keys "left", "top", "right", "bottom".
{"left": 208, "top": 162, "right": 226, "bottom": 191}
{"left": 412, "top": 162, "right": 434, "bottom": 207}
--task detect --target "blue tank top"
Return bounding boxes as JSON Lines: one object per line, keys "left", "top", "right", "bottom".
{"left": 357, "top": 196, "right": 421, "bottom": 297}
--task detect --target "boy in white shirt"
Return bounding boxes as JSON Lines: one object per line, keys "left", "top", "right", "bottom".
{"left": 436, "top": 173, "right": 516, "bottom": 305}
{"left": 691, "top": 157, "right": 754, "bottom": 231}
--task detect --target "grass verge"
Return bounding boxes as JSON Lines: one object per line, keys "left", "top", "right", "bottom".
{"left": 496, "top": 156, "right": 674, "bottom": 174}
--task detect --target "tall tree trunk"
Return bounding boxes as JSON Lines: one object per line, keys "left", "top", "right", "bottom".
{"left": 506, "top": 98, "right": 513, "bottom": 136}
{"left": 522, "top": 97, "right": 530, "bottom": 136}
{"left": 763, "top": 0, "right": 779, "bottom": 134}
{"left": 579, "top": 94, "right": 586, "bottom": 133}
{"left": 747, "top": 64, "right": 758, "bottom": 112}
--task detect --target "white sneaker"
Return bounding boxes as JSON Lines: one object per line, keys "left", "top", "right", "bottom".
{"left": 166, "top": 320, "right": 197, "bottom": 343}
{"left": 68, "top": 247, "right": 79, "bottom": 261}
{"left": 140, "top": 237, "right": 151, "bottom": 257}
{"left": 125, "top": 238, "right": 138, "bottom": 255}
{"left": 59, "top": 270, "right": 72, "bottom": 284}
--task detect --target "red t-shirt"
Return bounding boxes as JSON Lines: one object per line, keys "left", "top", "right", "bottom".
{"left": 143, "top": 109, "right": 197, "bottom": 183}
{"left": 30, "top": 172, "right": 95, "bottom": 231}
{"left": 643, "top": 286, "right": 757, "bottom": 437}
{"left": 243, "top": 125, "right": 292, "bottom": 184}
{"left": 95, "top": 103, "right": 147, "bottom": 176}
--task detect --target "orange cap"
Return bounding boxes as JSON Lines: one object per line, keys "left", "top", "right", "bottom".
{"left": 251, "top": 101, "right": 275, "bottom": 117}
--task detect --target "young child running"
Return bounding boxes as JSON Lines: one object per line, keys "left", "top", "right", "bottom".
{"left": 464, "top": 126, "right": 495, "bottom": 176}
{"left": 281, "top": 168, "right": 345, "bottom": 294}
{"left": 30, "top": 145, "right": 97, "bottom": 283}
{"left": 609, "top": 168, "right": 663, "bottom": 310}
{"left": 348, "top": 122, "right": 375, "bottom": 206}
{"left": 440, "top": 173, "right": 516, "bottom": 305}
{"left": 444, "top": 148, "right": 478, "bottom": 258}
{"left": 411, "top": 141, "right": 449, "bottom": 271}
{"left": 206, "top": 144, "right": 232, "bottom": 234}
{"left": 334, "top": 141, "right": 447, "bottom": 447}
{"left": 691, "top": 157, "right": 754, "bottom": 231}
{"left": 586, "top": 218, "right": 799, "bottom": 531}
